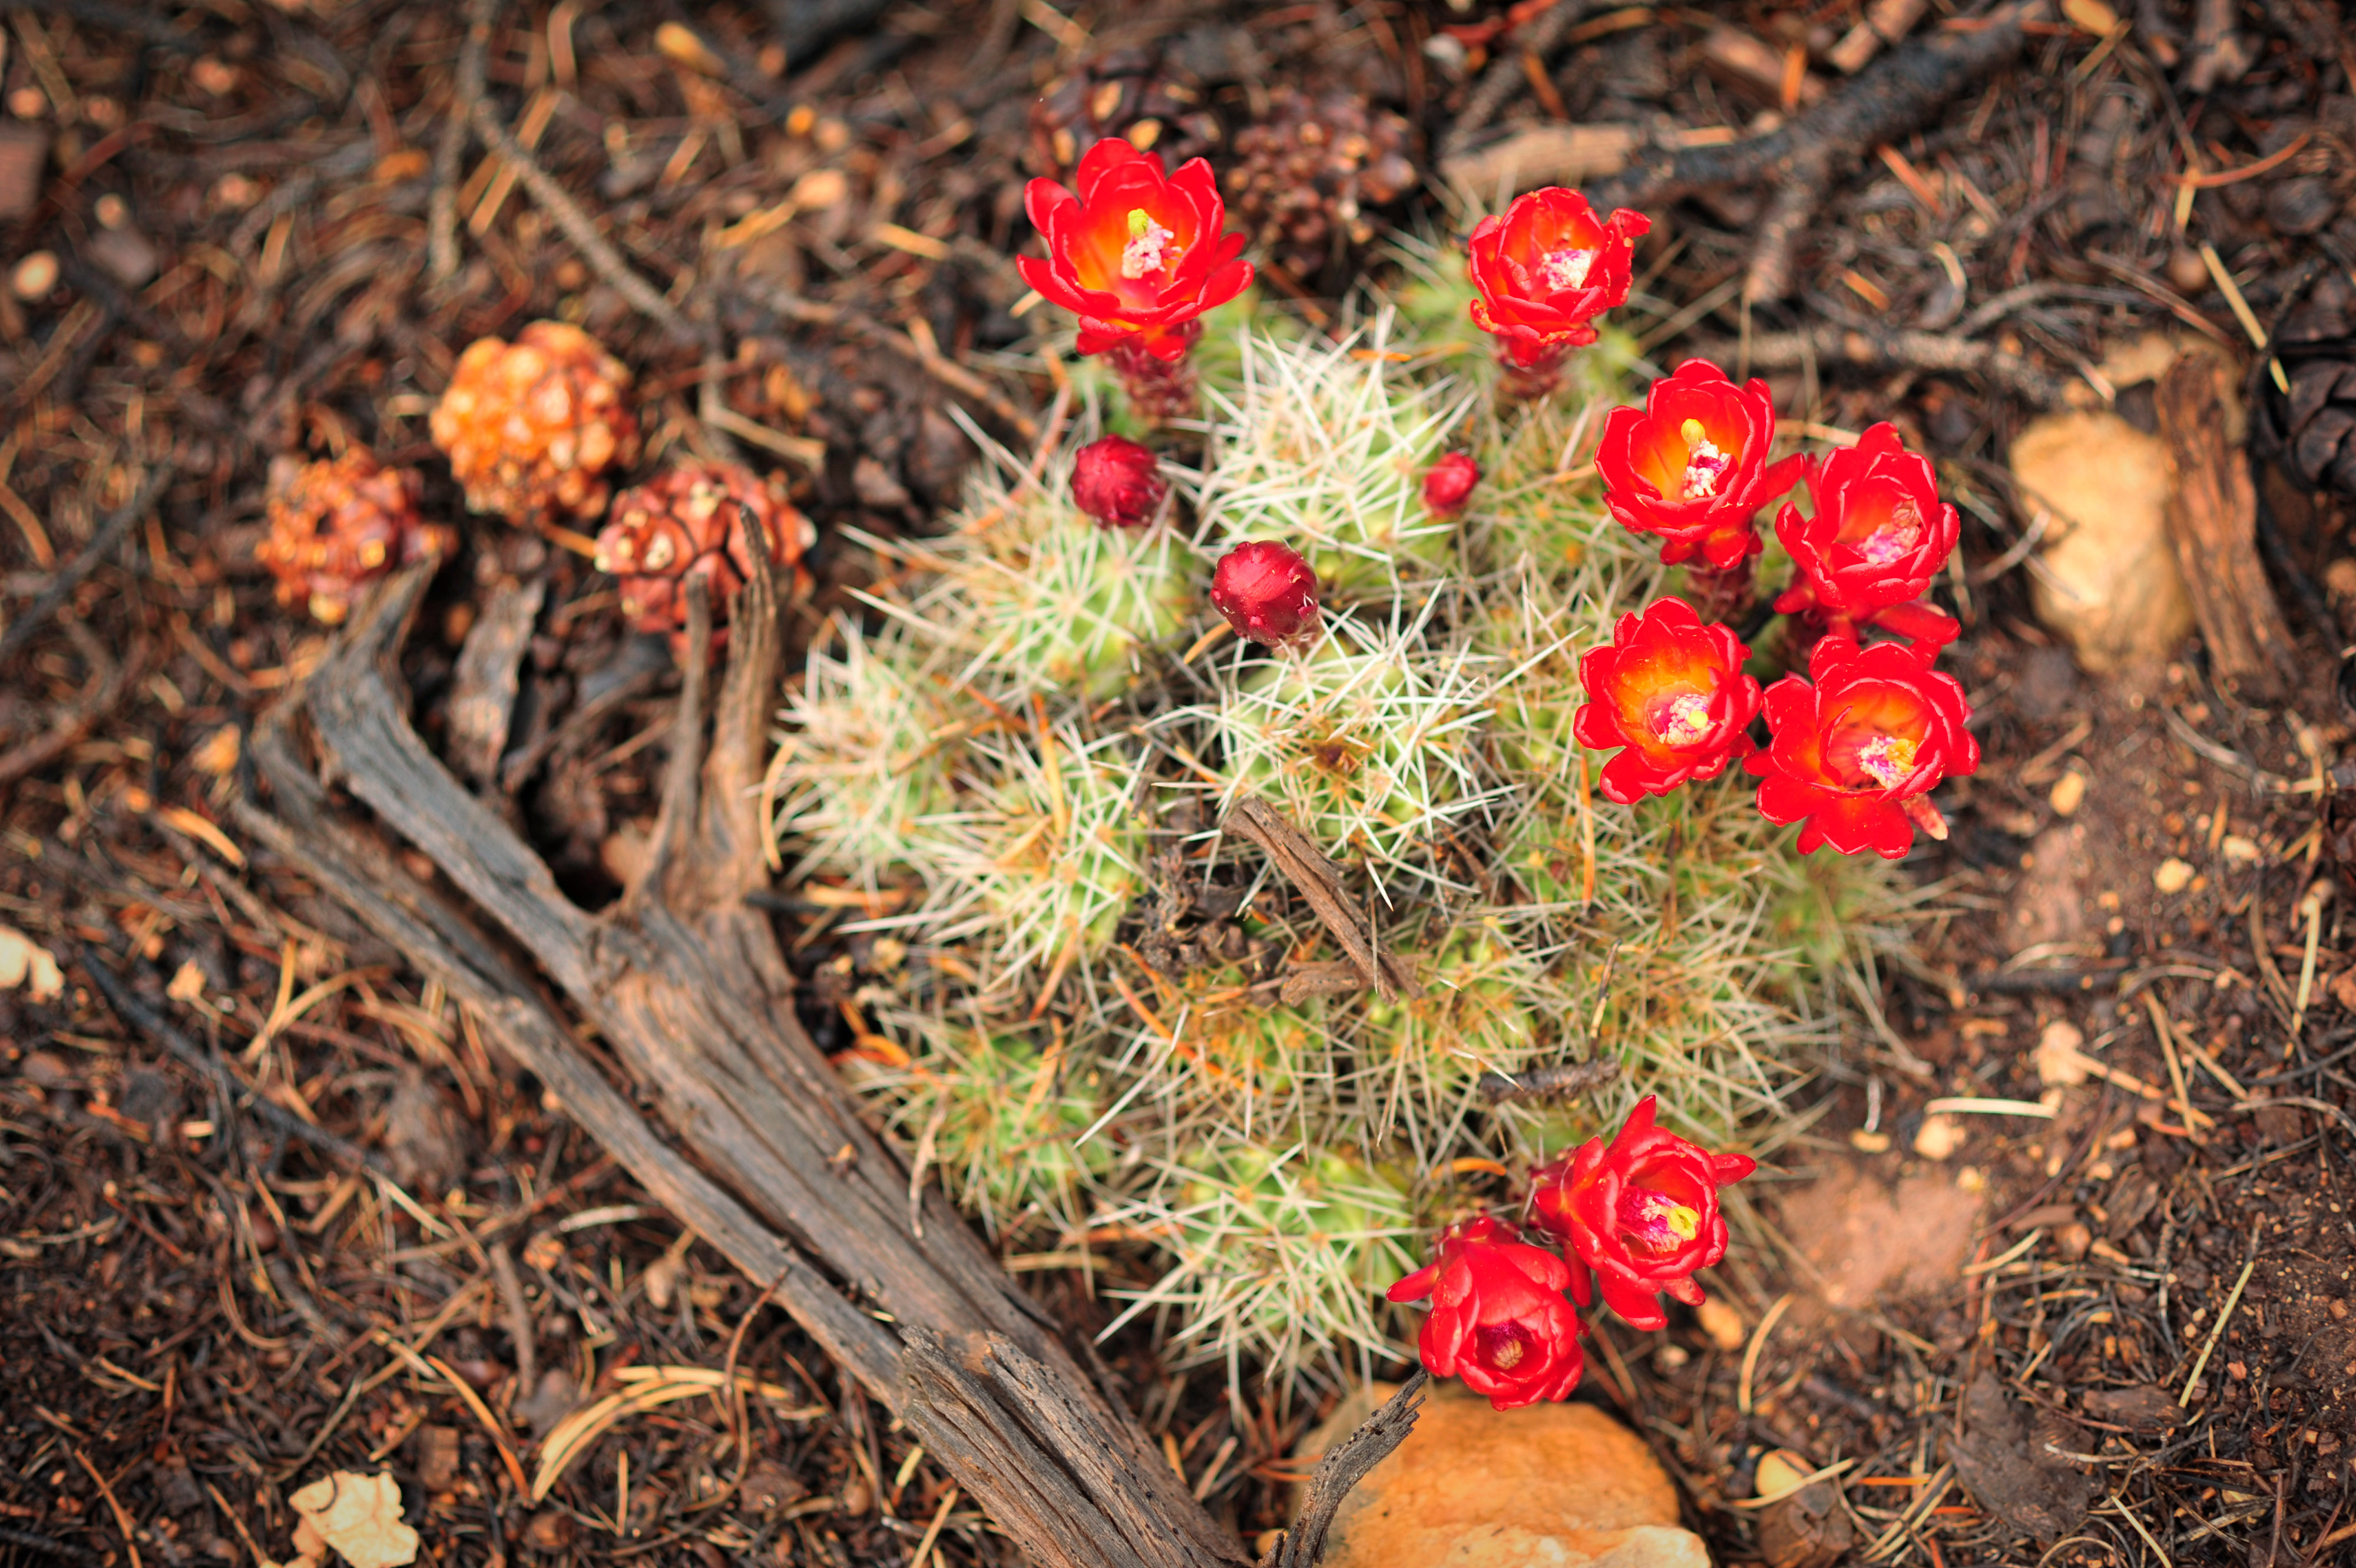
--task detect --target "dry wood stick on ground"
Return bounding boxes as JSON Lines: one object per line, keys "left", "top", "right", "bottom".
{"left": 1586, "top": 0, "right": 2046, "bottom": 302}
{"left": 228, "top": 531, "right": 1259, "bottom": 1564}
{"left": 2157, "top": 353, "right": 2296, "bottom": 698}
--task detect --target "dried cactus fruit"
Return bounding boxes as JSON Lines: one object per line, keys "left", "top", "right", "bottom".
{"left": 1225, "top": 88, "right": 1418, "bottom": 279}
{"left": 1027, "top": 48, "right": 1220, "bottom": 182}
{"left": 594, "top": 462, "right": 812, "bottom": 649}
{"left": 431, "top": 320, "right": 641, "bottom": 524}
{"left": 256, "top": 449, "right": 451, "bottom": 624}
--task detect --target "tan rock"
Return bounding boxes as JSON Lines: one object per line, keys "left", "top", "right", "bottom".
{"left": 2011, "top": 411, "right": 2194, "bottom": 671}
{"left": 1304, "top": 1381, "right": 1708, "bottom": 1568}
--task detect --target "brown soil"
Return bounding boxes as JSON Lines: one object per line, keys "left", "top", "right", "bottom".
{"left": 4, "top": 1, "right": 2354, "bottom": 1564}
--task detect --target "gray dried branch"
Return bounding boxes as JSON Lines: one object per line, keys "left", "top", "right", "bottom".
{"left": 1587, "top": 1, "right": 2044, "bottom": 302}
{"left": 1677, "top": 322, "right": 2066, "bottom": 406}
{"left": 1262, "top": 1371, "right": 1431, "bottom": 1568}
{"left": 466, "top": 98, "right": 690, "bottom": 336}
{"left": 427, "top": 0, "right": 502, "bottom": 286}
{"left": 0, "top": 462, "right": 176, "bottom": 666}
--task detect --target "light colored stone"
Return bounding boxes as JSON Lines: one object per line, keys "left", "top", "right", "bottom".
{"left": 1304, "top": 1381, "right": 1709, "bottom": 1568}
{"left": 2047, "top": 770, "right": 2086, "bottom": 817}
{"left": 1912, "top": 1114, "right": 1964, "bottom": 1160}
{"left": 2012, "top": 410, "right": 2194, "bottom": 671}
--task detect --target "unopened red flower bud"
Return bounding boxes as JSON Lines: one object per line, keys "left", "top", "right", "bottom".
{"left": 1422, "top": 451, "right": 1481, "bottom": 516}
{"left": 1070, "top": 435, "right": 1167, "bottom": 528}
{"left": 1209, "top": 541, "right": 1320, "bottom": 650}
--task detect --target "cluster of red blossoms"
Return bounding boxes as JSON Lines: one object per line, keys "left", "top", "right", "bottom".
{"left": 1389, "top": 1097, "right": 1755, "bottom": 1410}
{"left": 1581, "top": 360, "right": 1978, "bottom": 859}
{"left": 1021, "top": 156, "right": 1976, "bottom": 858}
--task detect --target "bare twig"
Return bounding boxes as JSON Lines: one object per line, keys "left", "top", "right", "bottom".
{"left": 77, "top": 947, "right": 392, "bottom": 1175}
{"left": 1478, "top": 1058, "right": 1622, "bottom": 1105}
{"left": 14, "top": 0, "right": 196, "bottom": 49}
{"left": 428, "top": 0, "right": 503, "bottom": 285}
{"left": 1677, "top": 323, "right": 2066, "bottom": 406}
{"left": 2157, "top": 354, "right": 2295, "bottom": 697}
{"left": 466, "top": 98, "right": 690, "bottom": 335}
{"left": 1224, "top": 796, "right": 1415, "bottom": 1002}
{"left": 1442, "top": 2, "right": 1592, "bottom": 160}
{"left": 737, "top": 280, "right": 1036, "bottom": 439}
{"left": 487, "top": 1241, "right": 537, "bottom": 1395}
{"left": 0, "top": 628, "right": 144, "bottom": 788}
{"left": 0, "top": 462, "right": 176, "bottom": 666}
{"left": 1588, "top": 2, "right": 2044, "bottom": 301}
{"left": 1262, "top": 1371, "right": 1431, "bottom": 1568}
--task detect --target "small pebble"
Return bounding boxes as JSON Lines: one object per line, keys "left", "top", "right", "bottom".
{"left": 1752, "top": 1448, "right": 1812, "bottom": 1502}
{"left": 1695, "top": 1295, "right": 1746, "bottom": 1351}
{"left": 9, "top": 249, "right": 57, "bottom": 299}
{"left": 2153, "top": 857, "right": 2194, "bottom": 894}
{"left": 2048, "top": 770, "right": 2086, "bottom": 817}
{"left": 2220, "top": 835, "right": 2260, "bottom": 864}
{"left": 1914, "top": 1115, "right": 1964, "bottom": 1160}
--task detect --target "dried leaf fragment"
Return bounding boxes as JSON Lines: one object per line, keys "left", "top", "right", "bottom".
{"left": 0, "top": 925, "right": 63, "bottom": 1003}
{"left": 289, "top": 1471, "right": 419, "bottom": 1568}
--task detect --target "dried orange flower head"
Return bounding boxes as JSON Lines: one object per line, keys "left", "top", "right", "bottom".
{"left": 256, "top": 449, "right": 451, "bottom": 624}
{"left": 430, "top": 320, "right": 641, "bottom": 524}
{"left": 595, "top": 461, "right": 813, "bottom": 652}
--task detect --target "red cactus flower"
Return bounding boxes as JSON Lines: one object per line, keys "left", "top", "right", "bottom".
{"left": 1070, "top": 435, "right": 1167, "bottom": 528}
{"left": 1466, "top": 187, "right": 1650, "bottom": 369}
{"left": 1387, "top": 1216, "right": 1586, "bottom": 1410}
{"left": 1571, "top": 596, "right": 1762, "bottom": 805}
{"left": 1422, "top": 451, "right": 1481, "bottom": 517}
{"left": 1597, "top": 360, "right": 1810, "bottom": 571}
{"left": 1745, "top": 634, "right": 1980, "bottom": 858}
{"left": 1772, "top": 422, "right": 1962, "bottom": 652}
{"left": 1018, "top": 138, "right": 1254, "bottom": 363}
{"left": 1209, "top": 541, "right": 1320, "bottom": 650}
{"left": 1528, "top": 1096, "right": 1756, "bottom": 1332}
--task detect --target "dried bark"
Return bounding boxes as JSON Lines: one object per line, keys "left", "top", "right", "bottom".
{"left": 1262, "top": 1371, "right": 1431, "bottom": 1568}
{"left": 1586, "top": 1, "right": 2044, "bottom": 302}
{"left": 2156, "top": 355, "right": 2297, "bottom": 698}
{"left": 231, "top": 528, "right": 1245, "bottom": 1567}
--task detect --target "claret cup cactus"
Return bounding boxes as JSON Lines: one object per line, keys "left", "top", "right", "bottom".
{"left": 772, "top": 160, "right": 1954, "bottom": 1396}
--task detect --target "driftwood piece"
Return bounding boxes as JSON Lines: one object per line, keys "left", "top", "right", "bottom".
{"left": 1261, "top": 1371, "right": 1432, "bottom": 1568}
{"left": 1678, "top": 322, "right": 2066, "bottom": 406}
{"left": 231, "top": 524, "right": 1244, "bottom": 1566}
{"left": 1440, "top": 124, "right": 1640, "bottom": 199}
{"left": 901, "top": 1330, "right": 1243, "bottom": 1568}
{"left": 1225, "top": 796, "right": 1415, "bottom": 1003}
{"left": 2156, "top": 355, "right": 2297, "bottom": 698}
{"left": 1586, "top": 1, "right": 2041, "bottom": 302}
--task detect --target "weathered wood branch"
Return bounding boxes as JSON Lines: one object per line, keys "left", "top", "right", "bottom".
{"left": 1587, "top": 2, "right": 2043, "bottom": 302}
{"left": 1263, "top": 1371, "right": 1431, "bottom": 1568}
{"left": 900, "top": 1330, "right": 1246, "bottom": 1568}
{"left": 233, "top": 538, "right": 1244, "bottom": 1566}
{"left": 2157, "top": 355, "right": 2296, "bottom": 698}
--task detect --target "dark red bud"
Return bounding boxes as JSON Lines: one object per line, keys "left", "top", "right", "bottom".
{"left": 1070, "top": 435, "right": 1169, "bottom": 529}
{"left": 1422, "top": 451, "right": 1481, "bottom": 515}
{"left": 1210, "top": 541, "right": 1321, "bottom": 650}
